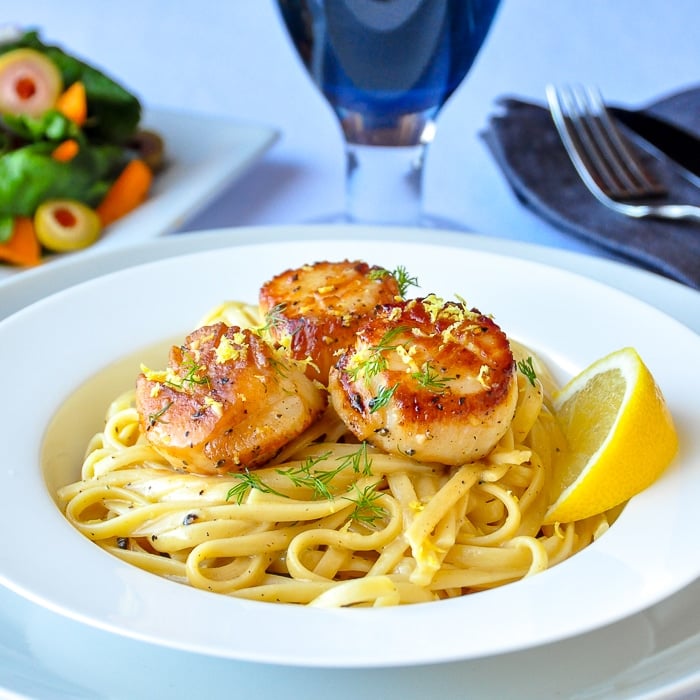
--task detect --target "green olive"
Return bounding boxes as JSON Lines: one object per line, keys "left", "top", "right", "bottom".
{"left": 0, "top": 48, "right": 63, "bottom": 117}
{"left": 34, "top": 200, "right": 102, "bottom": 252}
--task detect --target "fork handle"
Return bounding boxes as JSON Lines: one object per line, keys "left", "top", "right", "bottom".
{"left": 649, "top": 204, "right": 700, "bottom": 222}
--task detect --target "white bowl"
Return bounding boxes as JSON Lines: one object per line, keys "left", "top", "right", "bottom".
{"left": 1, "top": 234, "right": 699, "bottom": 667}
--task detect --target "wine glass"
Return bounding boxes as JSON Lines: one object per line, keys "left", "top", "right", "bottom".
{"left": 276, "top": 0, "right": 501, "bottom": 227}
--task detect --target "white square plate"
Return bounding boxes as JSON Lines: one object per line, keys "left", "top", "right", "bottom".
{"left": 0, "top": 107, "right": 278, "bottom": 282}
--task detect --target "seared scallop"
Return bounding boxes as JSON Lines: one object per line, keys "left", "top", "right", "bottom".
{"left": 328, "top": 295, "right": 518, "bottom": 465}
{"left": 135, "top": 323, "right": 327, "bottom": 475}
{"left": 258, "top": 260, "right": 402, "bottom": 384}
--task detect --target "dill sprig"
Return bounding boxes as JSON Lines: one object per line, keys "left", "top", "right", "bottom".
{"left": 276, "top": 451, "right": 341, "bottom": 500}
{"left": 344, "top": 482, "right": 387, "bottom": 526}
{"left": 147, "top": 400, "right": 173, "bottom": 428}
{"left": 348, "top": 326, "right": 409, "bottom": 381}
{"left": 164, "top": 354, "right": 210, "bottom": 390}
{"left": 267, "top": 354, "right": 291, "bottom": 379}
{"left": 411, "top": 361, "right": 455, "bottom": 393}
{"left": 335, "top": 441, "right": 373, "bottom": 475}
{"left": 517, "top": 356, "right": 538, "bottom": 387}
{"left": 226, "top": 468, "right": 289, "bottom": 504}
{"left": 391, "top": 265, "right": 419, "bottom": 297}
{"left": 368, "top": 383, "right": 398, "bottom": 413}
{"left": 369, "top": 265, "right": 419, "bottom": 297}
{"left": 226, "top": 444, "right": 377, "bottom": 504}
{"left": 260, "top": 302, "right": 289, "bottom": 332}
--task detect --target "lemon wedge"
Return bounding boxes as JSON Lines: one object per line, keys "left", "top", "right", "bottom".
{"left": 543, "top": 347, "right": 678, "bottom": 524}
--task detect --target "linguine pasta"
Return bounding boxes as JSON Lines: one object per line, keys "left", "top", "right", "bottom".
{"left": 56, "top": 301, "right": 613, "bottom": 607}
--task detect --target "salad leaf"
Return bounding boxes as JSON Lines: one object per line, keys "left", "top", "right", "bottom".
{"left": 0, "top": 30, "right": 142, "bottom": 143}
{"left": 0, "top": 215, "right": 13, "bottom": 243}
{"left": 0, "top": 142, "right": 125, "bottom": 217}
{"left": 0, "top": 109, "right": 81, "bottom": 144}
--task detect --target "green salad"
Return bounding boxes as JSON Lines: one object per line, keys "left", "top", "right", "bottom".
{"left": 0, "top": 29, "right": 162, "bottom": 263}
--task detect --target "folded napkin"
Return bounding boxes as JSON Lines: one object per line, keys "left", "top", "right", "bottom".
{"left": 481, "top": 86, "right": 700, "bottom": 290}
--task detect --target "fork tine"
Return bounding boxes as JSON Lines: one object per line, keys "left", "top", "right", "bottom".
{"left": 546, "top": 84, "right": 667, "bottom": 201}
{"left": 566, "top": 86, "right": 622, "bottom": 192}
{"left": 546, "top": 85, "right": 620, "bottom": 199}
{"left": 546, "top": 84, "right": 700, "bottom": 222}
{"left": 585, "top": 86, "right": 666, "bottom": 196}
{"left": 571, "top": 85, "right": 645, "bottom": 196}
{"left": 554, "top": 85, "right": 634, "bottom": 198}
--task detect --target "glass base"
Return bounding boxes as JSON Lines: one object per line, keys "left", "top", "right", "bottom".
{"left": 327, "top": 142, "right": 472, "bottom": 231}
{"left": 304, "top": 210, "right": 472, "bottom": 232}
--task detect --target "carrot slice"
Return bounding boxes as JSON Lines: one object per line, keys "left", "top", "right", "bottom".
{"left": 96, "top": 159, "right": 153, "bottom": 227}
{"left": 52, "top": 138, "right": 80, "bottom": 162}
{"left": 0, "top": 217, "right": 41, "bottom": 267}
{"left": 55, "top": 81, "right": 87, "bottom": 126}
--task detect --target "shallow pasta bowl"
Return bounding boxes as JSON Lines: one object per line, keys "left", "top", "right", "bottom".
{"left": 1, "top": 235, "right": 699, "bottom": 668}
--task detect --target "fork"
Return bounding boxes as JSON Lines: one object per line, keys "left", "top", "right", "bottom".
{"left": 545, "top": 84, "right": 700, "bottom": 222}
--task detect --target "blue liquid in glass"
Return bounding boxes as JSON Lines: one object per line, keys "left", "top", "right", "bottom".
{"left": 278, "top": 0, "right": 501, "bottom": 142}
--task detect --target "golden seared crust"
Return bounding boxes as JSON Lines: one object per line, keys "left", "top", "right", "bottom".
{"left": 258, "top": 260, "right": 401, "bottom": 384}
{"left": 135, "top": 323, "right": 327, "bottom": 475}
{"left": 327, "top": 296, "right": 518, "bottom": 465}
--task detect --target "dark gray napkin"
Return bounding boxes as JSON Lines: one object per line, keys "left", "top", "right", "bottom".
{"left": 481, "top": 86, "right": 700, "bottom": 290}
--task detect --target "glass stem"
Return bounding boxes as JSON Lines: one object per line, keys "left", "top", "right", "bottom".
{"left": 345, "top": 142, "right": 426, "bottom": 225}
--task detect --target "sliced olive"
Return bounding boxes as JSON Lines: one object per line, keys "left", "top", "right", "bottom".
{"left": 128, "top": 129, "right": 166, "bottom": 172}
{"left": 0, "top": 48, "right": 63, "bottom": 117}
{"left": 34, "top": 200, "right": 102, "bottom": 252}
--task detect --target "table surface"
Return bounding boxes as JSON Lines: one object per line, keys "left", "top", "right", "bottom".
{"left": 5, "top": 0, "right": 700, "bottom": 256}
{"left": 2, "top": 2, "right": 700, "bottom": 698}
